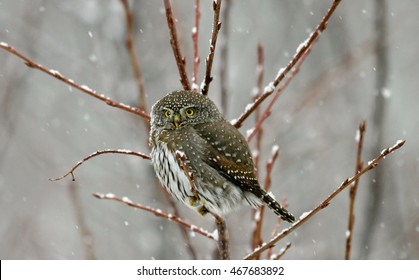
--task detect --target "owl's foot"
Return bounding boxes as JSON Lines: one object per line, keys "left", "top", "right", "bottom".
{"left": 188, "top": 196, "right": 208, "bottom": 216}
{"left": 189, "top": 196, "right": 200, "bottom": 207}
{"left": 197, "top": 206, "right": 209, "bottom": 216}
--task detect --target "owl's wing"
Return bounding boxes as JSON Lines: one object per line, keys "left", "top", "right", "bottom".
{"left": 193, "top": 121, "right": 261, "bottom": 193}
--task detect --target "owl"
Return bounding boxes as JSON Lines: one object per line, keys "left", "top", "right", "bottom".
{"left": 149, "top": 90, "right": 295, "bottom": 223}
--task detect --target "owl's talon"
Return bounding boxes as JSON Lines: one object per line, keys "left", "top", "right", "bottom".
{"left": 189, "top": 197, "right": 200, "bottom": 207}
{"left": 198, "top": 206, "right": 209, "bottom": 216}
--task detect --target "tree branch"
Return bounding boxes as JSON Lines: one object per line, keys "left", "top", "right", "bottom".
{"left": 0, "top": 42, "right": 150, "bottom": 120}
{"left": 233, "top": 0, "right": 342, "bottom": 128}
{"left": 163, "top": 0, "right": 191, "bottom": 91}
{"left": 251, "top": 145, "right": 280, "bottom": 258}
{"left": 49, "top": 149, "right": 150, "bottom": 182}
{"left": 246, "top": 47, "right": 310, "bottom": 142}
{"left": 212, "top": 213, "right": 230, "bottom": 260}
{"left": 120, "top": 0, "right": 148, "bottom": 116}
{"left": 244, "top": 139, "right": 405, "bottom": 259}
{"left": 93, "top": 192, "right": 215, "bottom": 241}
{"left": 200, "top": 0, "right": 223, "bottom": 96}
{"left": 345, "top": 121, "right": 366, "bottom": 259}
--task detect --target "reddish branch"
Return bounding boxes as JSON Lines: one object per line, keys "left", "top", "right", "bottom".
{"left": 345, "top": 121, "right": 366, "bottom": 259}
{"left": 244, "top": 139, "right": 405, "bottom": 259}
{"left": 191, "top": 0, "right": 201, "bottom": 92}
{"left": 49, "top": 149, "right": 151, "bottom": 181}
{"left": 267, "top": 198, "right": 288, "bottom": 259}
{"left": 251, "top": 145, "right": 280, "bottom": 258}
{"left": 246, "top": 48, "right": 310, "bottom": 142}
{"left": 271, "top": 242, "right": 292, "bottom": 260}
{"left": 175, "top": 151, "right": 230, "bottom": 260}
{"left": 93, "top": 192, "right": 215, "bottom": 241}
{"left": 0, "top": 43, "right": 150, "bottom": 120}
{"left": 233, "top": 0, "right": 342, "bottom": 128}
{"left": 200, "top": 0, "right": 223, "bottom": 96}
{"left": 212, "top": 213, "right": 230, "bottom": 260}
{"left": 120, "top": 0, "right": 148, "bottom": 115}
{"left": 163, "top": 0, "right": 191, "bottom": 91}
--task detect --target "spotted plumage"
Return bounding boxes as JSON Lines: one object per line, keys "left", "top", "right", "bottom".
{"left": 149, "top": 90, "right": 295, "bottom": 222}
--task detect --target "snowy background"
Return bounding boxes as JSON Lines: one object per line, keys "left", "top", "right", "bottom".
{"left": 0, "top": 0, "right": 418, "bottom": 259}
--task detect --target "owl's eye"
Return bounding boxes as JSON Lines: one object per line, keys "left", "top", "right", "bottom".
{"left": 185, "top": 108, "right": 195, "bottom": 117}
{"left": 164, "top": 110, "right": 171, "bottom": 118}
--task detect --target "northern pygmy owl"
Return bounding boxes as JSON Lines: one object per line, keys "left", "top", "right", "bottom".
{"left": 149, "top": 90, "right": 295, "bottom": 222}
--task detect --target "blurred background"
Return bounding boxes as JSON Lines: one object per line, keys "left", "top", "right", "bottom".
{"left": 0, "top": 0, "right": 418, "bottom": 260}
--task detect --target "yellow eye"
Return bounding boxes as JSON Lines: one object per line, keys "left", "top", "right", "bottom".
{"left": 185, "top": 108, "right": 195, "bottom": 117}
{"left": 164, "top": 110, "right": 171, "bottom": 118}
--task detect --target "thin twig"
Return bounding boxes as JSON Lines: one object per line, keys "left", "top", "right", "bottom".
{"left": 270, "top": 242, "right": 292, "bottom": 260}
{"left": 345, "top": 121, "right": 366, "bottom": 259}
{"left": 248, "top": 45, "right": 265, "bottom": 243}
{"left": 93, "top": 192, "right": 215, "bottom": 241}
{"left": 191, "top": 0, "right": 201, "bottom": 92}
{"left": 244, "top": 139, "right": 405, "bottom": 259}
{"left": 246, "top": 47, "right": 310, "bottom": 142}
{"left": 200, "top": 0, "right": 223, "bottom": 96}
{"left": 49, "top": 149, "right": 151, "bottom": 181}
{"left": 267, "top": 198, "right": 288, "bottom": 259}
{"left": 174, "top": 151, "right": 229, "bottom": 259}
{"left": 0, "top": 42, "right": 150, "bottom": 120}
{"left": 251, "top": 145, "right": 280, "bottom": 258}
{"left": 233, "top": 0, "right": 342, "bottom": 128}
{"left": 163, "top": 0, "right": 191, "bottom": 91}
{"left": 120, "top": 0, "right": 148, "bottom": 119}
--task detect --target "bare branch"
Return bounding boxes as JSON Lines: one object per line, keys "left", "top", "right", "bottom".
{"left": 175, "top": 150, "right": 230, "bottom": 259}
{"left": 233, "top": 0, "right": 342, "bottom": 128}
{"left": 50, "top": 149, "right": 151, "bottom": 182}
{"left": 247, "top": 48, "right": 310, "bottom": 142}
{"left": 345, "top": 121, "right": 366, "bottom": 259}
{"left": 267, "top": 198, "right": 288, "bottom": 259}
{"left": 163, "top": 0, "right": 191, "bottom": 91}
{"left": 0, "top": 42, "right": 150, "bottom": 120}
{"left": 120, "top": 0, "right": 148, "bottom": 116}
{"left": 244, "top": 139, "right": 405, "bottom": 259}
{"left": 251, "top": 145, "right": 280, "bottom": 258}
{"left": 200, "top": 0, "right": 223, "bottom": 96}
{"left": 93, "top": 192, "right": 215, "bottom": 241}
{"left": 212, "top": 213, "right": 230, "bottom": 260}
{"left": 191, "top": 0, "right": 201, "bottom": 92}
{"left": 270, "top": 242, "right": 292, "bottom": 260}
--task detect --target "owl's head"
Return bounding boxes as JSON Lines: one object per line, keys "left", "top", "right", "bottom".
{"left": 150, "top": 90, "right": 223, "bottom": 130}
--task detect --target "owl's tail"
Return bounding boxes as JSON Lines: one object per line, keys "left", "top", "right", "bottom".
{"left": 260, "top": 190, "right": 296, "bottom": 223}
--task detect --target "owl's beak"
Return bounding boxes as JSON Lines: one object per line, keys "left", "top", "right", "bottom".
{"left": 173, "top": 114, "right": 182, "bottom": 128}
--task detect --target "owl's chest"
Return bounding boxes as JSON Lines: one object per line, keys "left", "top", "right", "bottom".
{"left": 151, "top": 143, "right": 193, "bottom": 203}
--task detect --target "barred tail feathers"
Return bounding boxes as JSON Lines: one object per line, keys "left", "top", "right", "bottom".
{"left": 261, "top": 191, "right": 295, "bottom": 223}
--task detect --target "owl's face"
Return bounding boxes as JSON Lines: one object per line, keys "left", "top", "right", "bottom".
{"left": 150, "top": 90, "right": 223, "bottom": 130}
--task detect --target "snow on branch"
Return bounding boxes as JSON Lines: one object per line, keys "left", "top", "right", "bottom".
{"left": 244, "top": 139, "right": 405, "bottom": 259}
{"left": 0, "top": 43, "right": 150, "bottom": 120}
